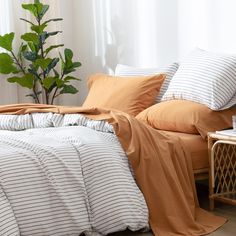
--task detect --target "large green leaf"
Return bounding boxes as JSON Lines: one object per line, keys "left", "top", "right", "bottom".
{"left": 60, "top": 84, "right": 78, "bottom": 94}
{"left": 22, "top": 2, "right": 48, "bottom": 20}
{"left": 35, "top": 58, "right": 52, "bottom": 70}
{"left": 27, "top": 42, "right": 37, "bottom": 52}
{"left": 39, "top": 31, "right": 61, "bottom": 46}
{"left": 62, "top": 48, "right": 82, "bottom": 74}
{"left": 21, "top": 33, "right": 39, "bottom": 45}
{"left": 18, "top": 43, "right": 27, "bottom": 55}
{"left": 45, "top": 44, "right": 64, "bottom": 55}
{"left": 63, "top": 48, "right": 73, "bottom": 74}
{"left": 64, "top": 76, "right": 81, "bottom": 82}
{"left": 64, "top": 66, "right": 80, "bottom": 75}
{"left": 47, "top": 31, "right": 62, "bottom": 37}
{"left": 31, "top": 23, "right": 47, "bottom": 34}
{"left": 35, "top": 3, "right": 43, "bottom": 15}
{"left": 56, "top": 78, "right": 65, "bottom": 88}
{"left": 38, "top": 5, "right": 49, "bottom": 19}
{"left": 65, "top": 48, "right": 73, "bottom": 61}
{"left": 0, "top": 53, "right": 17, "bottom": 74}
{"left": 63, "top": 68, "right": 74, "bottom": 75}
{"left": 8, "top": 73, "right": 34, "bottom": 89}
{"left": 44, "top": 18, "right": 63, "bottom": 24}
{"left": 22, "top": 4, "right": 38, "bottom": 17}
{"left": 41, "top": 31, "right": 62, "bottom": 44}
{"left": 40, "top": 32, "right": 47, "bottom": 44}
{"left": 42, "top": 77, "right": 56, "bottom": 90}
{"left": 0, "top": 33, "right": 15, "bottom": 51}
{"left": 23, "top": 51, "right": 37, "bottom": 62}
{"left": 17, "top": 43, "right": 27, "bottom": 61}
{"left": 72, "top": 62, "right": 82, "bottom": 68}
{"left": 28, "top": 64, "right": 40, "bottom": 80}
{"left": 46, "top": 58, "right": 59, "bottom": 73}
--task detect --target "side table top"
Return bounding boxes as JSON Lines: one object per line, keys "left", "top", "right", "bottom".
{"left": 208, "top": 131, "right": 236, "bottom": 141}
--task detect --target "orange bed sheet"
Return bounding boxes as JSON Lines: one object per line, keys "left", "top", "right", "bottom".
{"left": 159, "top": 130, "right": 209, "bottom": 171}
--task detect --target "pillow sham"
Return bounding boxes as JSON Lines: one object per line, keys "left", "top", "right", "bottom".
{"left": 162, "top": 48, "right": 236, "bottom": 110}
{"left": 136, "top": 100, "right": 236, "bottom": 139}
{"left": 82, "top": 73, "right": 165, "bottom": 116}
{"left": 115, "top": 62, "right": 179, "bottom": 102}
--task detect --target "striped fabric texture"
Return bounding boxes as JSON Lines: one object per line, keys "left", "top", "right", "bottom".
{"left": 115, "top": 62, "right": 179, "bottom": 102}
{"left": 0, "top": 113, "right": 114, "bottom": 133}
{"left": 0, "top": 114, "right": 33, "bottom": 131}
{"left": 0, "top": 114, "right": 148, "bottom": 236}
{"left": 162, "top": 48, "right": 236, "bottom": 110}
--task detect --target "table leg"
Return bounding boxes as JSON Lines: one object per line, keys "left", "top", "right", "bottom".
{"left": 209, "top": 196, "right": 214, "bottom": 211}
{"left": 208, "top": 136, "right": 214, "bottom": 211}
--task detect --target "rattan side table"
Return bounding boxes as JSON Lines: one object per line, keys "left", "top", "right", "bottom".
{"left": 208, "top": 132, "right": 236, "bottom": 210}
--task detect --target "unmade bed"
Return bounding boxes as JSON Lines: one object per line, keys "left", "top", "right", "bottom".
{"left": 0, "top": 104, "right": 226, "bottom": 236}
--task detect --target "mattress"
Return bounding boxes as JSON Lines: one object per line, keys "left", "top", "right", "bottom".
{"left": 159, "top": 130, "right": 209, "bottom": 171}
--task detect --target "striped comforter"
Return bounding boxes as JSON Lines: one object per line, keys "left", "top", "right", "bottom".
{"left": 0, "top": 113, "right": 149, "bottom": 236}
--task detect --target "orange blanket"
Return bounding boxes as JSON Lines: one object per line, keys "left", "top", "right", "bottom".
{"left": 0, "top": 104, "right": 226, "bottom": 236}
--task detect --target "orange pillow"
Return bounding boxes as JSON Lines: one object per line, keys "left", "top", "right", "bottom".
{"left": 136, "top": 100, "right": 236, "bottom": 139}
{"left": 82, "top": 73, "right": 165, "bottom": 116}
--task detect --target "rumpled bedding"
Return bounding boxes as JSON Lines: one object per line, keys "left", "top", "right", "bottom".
{"left": 0, "top": 104, "right": 226, "bottom": 236}
{"left": 0, "top": 113, "right": 148, "bottom": 236}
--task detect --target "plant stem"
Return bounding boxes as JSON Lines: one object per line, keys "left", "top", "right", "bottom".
{"left": 51, "top": 87, "right": 59, "bottom": 105}
{"left": 51, "top": 72, "right": 65, "bottom": 104}
{"left": 33, "top": 85, "right": 40, "bottom": 104}
{"left": 11, "top": 51, "right": 40, "bottom": 103}
{"left": 11, "top": 51, "right": 26, "bottom": 74}
{"left": 38, "top": 17, "right": 49, "bottom": 104}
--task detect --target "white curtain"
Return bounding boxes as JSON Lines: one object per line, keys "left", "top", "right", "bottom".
{"left": 1, "top": 0, "right": 236, "bottom": 105}
{"left": 0, "top": 0, "right": 34, "bottom": 104}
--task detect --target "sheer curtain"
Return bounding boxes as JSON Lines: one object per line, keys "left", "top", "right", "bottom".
{"left": 1, "top": 0, "right": 236, "bottom": 105}
{"left": 0, "top": 0, "right": 19, "bottom": 104}
{"left": 0, "top": 0, "right": 34, "bottom": 104}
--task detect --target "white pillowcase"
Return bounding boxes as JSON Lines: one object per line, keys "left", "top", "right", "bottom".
{"left": 115, "top": 62, "right": 179, "bottom": 102}
{"left": 162, "top": 48, "right": 236, "bottom": 110}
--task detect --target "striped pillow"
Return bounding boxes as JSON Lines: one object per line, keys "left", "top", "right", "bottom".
{"left": 115, "top": 62, "right": 179, "bottom": 102}
{"left": 162, "top": 48, "right": 236, "bottom": 110}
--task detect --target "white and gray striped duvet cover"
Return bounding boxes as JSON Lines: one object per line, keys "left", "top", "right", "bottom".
{"left": 0, "top": 113, "right": 149, "bottom": 236}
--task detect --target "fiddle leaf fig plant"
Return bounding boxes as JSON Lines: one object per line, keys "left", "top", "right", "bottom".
{"left": 0, "top": 0, "right": 81, "bottom": 104}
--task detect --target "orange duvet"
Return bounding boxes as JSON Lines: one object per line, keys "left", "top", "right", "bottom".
{"left": 0, "top": 104, "right": 226, "bottom": 236}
